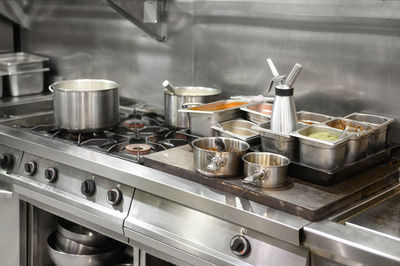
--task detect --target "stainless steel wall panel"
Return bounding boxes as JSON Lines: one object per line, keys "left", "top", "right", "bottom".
{"left": 21, "top": 0, "right": 194, "bottom": 105}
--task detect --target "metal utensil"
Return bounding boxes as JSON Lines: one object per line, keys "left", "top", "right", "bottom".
{"left": 339, "top": 126, "right": 348, "bottom": 140}
{"left": 162, "top": 80, "right": 178, "bottom": 95}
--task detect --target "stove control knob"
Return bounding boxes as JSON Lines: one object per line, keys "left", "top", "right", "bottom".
{"left": 107, "top": 188, "right": 122, "bottom": 206}
{"left": 81, "top": 180, "right": 96, "bottom": 196}
{"left": 230, "top": 235, "right": 250, "bottom": 256}
{"left": 0, "top": 153, "right": 13, "bottom": 169}
{"left": 24, "top": 161, "right": 37, "bottom": 176}
{"left": 45, "top": 167, "right": 58, "bottom": 182}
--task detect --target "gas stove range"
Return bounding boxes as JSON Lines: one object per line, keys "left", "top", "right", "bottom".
{"left": 0, "top": 109, "right": 310, "bottom": 266}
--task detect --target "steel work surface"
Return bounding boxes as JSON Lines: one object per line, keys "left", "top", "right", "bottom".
{"left": 144, "top": 145, "right": 399, "bottom": 221}
{"left": 346, "top": 191, "right": 400, "bottom": 241}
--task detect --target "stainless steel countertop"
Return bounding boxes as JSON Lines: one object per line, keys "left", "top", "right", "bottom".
{"left": 0, "top": 123, "right": 309, "bottom": 245}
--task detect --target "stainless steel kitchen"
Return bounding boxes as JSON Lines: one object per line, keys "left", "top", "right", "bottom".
{"left": 0, "top": 1, "right": 399, "bottom": 266}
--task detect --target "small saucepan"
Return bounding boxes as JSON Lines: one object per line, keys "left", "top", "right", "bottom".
{"left": 242, "top": 152, "right": 290, "bottom": 188}
{"left": 192, "top": 137, "right": 249, "bottom": 177}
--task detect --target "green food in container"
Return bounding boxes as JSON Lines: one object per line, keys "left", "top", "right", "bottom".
{"left": 308, "top": 132, "right": 339, "bottom": 141}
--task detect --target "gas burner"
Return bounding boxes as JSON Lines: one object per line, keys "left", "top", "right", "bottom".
{"left": 123, "top": 119, "right": 145, "bottom": 129}
{"left": 125, "top": 144, "right": 152, "bottom": 155}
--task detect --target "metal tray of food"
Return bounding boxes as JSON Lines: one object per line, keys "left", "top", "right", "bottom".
{"left": 179, "top": 100, "right": 251, "bottom": 137}
{"left": 324, "top": 118, "right": 373, "bottom": 164}
{"left": 344, "top": 112, "right": 394, "bottom": 154}
{"left": 0, "top": 52, "right": 49, "bottom": 74}
{"left": 257, "top": 121, "right": 306, "bottom": 161}
{"left": 240, "top": 103, "right": 273, "bottom": 124}
{"left": 288, "top": 143, "right": 398, "bottom": 186}
{"left": 290, "top": 125, "right": 350, "bottom": 170}
{"left": 297, "top": 111, "right": 334, "bottom": 126}
{"left": 211, "top": 119, "right": 260, "bottom": 144}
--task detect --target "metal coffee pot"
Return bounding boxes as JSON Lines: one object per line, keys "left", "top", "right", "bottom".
{"left": 265, "top": 58, "right": 302, "bottom": 135}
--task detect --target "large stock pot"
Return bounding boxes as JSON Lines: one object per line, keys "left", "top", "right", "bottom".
{"left": 49, "top": 79, "right": 119, "bottom": 133}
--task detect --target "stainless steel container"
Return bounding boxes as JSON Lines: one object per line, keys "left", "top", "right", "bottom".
{"left": 324, "top": 118, "right": 372, "bottom": 163}
{"left": 47, "top": 232, "right": 120, "bottom": 266}
{"left": 192, "top": 137, "right": 249, "bottom": 177}
{"left": 345, "top": 112, "right": 394, "bottom": 154}
{"left": 297, "top": 111, "right": 334, "bottom": 126}
{"left": 0, "top": 71, "right": 6, "bottom": 98}
{"left": 242, "top": 152, "right": 290, "bottom": 188}
{"left": 164, "top": 86, "right": 221, "bottom": 128}
{"left": 179, "top": 100, "right": 250, "bottom": 137}
{"left": 5, "top": 68, "right": 49, "bottom": 96}
{"left": 258, "top": 121, "right": 306, "bottom": 161}
{"left": 211, "top": 119, "right": 260, "bottom": 144}
{"left": 56, "top": 233, "right": 106, "bottom": 255}
{"left": 240, "top": 103, "right": 273, "bottom": 124}
{"left": 57, "top": 219, "right": 109, "bottom": 247}
{"left": 290, "top": 125, "right": 350, "bottom": 170}
{"left": 49, "top": 79, "right": 119, "bottom": 133}
{"left": 0, "top": 52, "right": 49, "bottom": 74}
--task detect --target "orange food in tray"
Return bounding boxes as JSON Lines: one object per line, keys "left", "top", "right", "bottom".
{"left": 191, "top": 101, "right": 248, "bottom": 111}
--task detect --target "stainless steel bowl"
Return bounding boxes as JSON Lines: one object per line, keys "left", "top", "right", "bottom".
{"left": 242, "top": 152, "right": 290, "bottom": 188}
{"left": 47, "top": 232, "right": 120, "bottom": 266}
{"left": 57, "top": 219, "right": 110, "bottom": 247}
{"left": 56, "top": 233, "right": 107, "bottom": 255}
{"left": 192, "top": 137, "right": 249, "bottom": 177}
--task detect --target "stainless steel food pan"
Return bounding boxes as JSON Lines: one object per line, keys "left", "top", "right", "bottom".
{"left": 4, "top": 68, "right": 49, "bottom": 96}
{"left": 324, "top": 118, "right": 372, "bottom": 163}
{"left": 211, "top": 119, "right": 260, "bottom": 144}
{"left": 240, "top": 103, "right": 273, "bottom": 124}
{"left": 0, "top": 71, "right": 6, "bottom": 98}
{"left": 0, "top": 52, "right": 49, "bottom": 74}
{"left": 290, "top": 125, "right": 350, "bottom": 170}
{"left": 297, "top": 111, "right": 334, "bottom": 126}
{"left": 344, "top": 112, "right": 394, "bottom": 154}
{"left": 179, "top": 100, "right": 251, "bottom": 137}
{"left": 258, "top": 121, "right": 306, "bottom": 161}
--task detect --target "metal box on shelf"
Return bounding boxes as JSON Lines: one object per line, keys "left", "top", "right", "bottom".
{"left": 290, "top": 125, "right": 350, "bottom": 170}
{"left": 344, "top": 113, "right": 394, "bottom": 154}
{"left": 297, "top": 111, "right": 334, "bottom": 126}
{"left": 324, "top": 118, "right": 372, "bottom": 164}
{"left": 211, "top": 119, "right": 260, "bottom": 144}
{"left": 4, "top": 68, "right": 49, "bottom": 96}
{"left": 0, "top": 52, "right": 49, "bottom": 74}
{"left": 240, "top": 103, "right": 273, "bottom": 124}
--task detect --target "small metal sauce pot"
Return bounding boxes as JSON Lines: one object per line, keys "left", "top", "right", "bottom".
{"left": 242, "top": 152, "right": 290, "bottom": 188}
{"left": 192, "top": 137, "right": 249, "bottom": 177}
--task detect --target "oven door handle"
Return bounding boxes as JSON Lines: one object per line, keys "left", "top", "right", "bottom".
{"left": 0, "top": 189, "right": 13, "bottom": 199}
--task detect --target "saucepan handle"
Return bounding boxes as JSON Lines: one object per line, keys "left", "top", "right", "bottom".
{"left": 206, "top": 156, "right": 226, "bottom": 171}
{"left": 242, "top": 170, "right": 266, "bottom": 184}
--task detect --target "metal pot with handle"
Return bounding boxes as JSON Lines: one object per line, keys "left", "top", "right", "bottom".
{"left": 192, "top": 137, "right": 249, "bottom": 177}
{"left": 242, "top": 152, "right": 290, "bottom": 188}
{"left": 163, "top": 80, "right": 221, "bottom": 128}
{"left": 49, "top": 79, "right": 119, "bottom": 133}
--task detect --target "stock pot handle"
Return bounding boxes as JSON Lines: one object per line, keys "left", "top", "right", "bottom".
{"left": 48, "top": 85, "right": 54, "bottom": 93}
{"left": 206, "top": 156, "right": 226, "bottom": 171}
{"left": 242, "top": 170, "right": 266, "bottom": 184}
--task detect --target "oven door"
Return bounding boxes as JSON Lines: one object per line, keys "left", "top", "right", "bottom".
{"left": 0, "top": 181, "right": 26, "bottom": 266}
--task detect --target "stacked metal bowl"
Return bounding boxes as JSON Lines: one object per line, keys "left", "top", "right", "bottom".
{"left": 47, "top": 219, "right": 133, "bottom": 266}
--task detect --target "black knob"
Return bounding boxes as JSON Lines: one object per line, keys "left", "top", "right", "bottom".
{"left": 0, "top": 153, "right": 13, "bottom": 169}
{"left": 81, "top": 180, "right": 96, "bottom": 196}
{"left": 230, "top": 235, "right": 250, "bottom": 256}
{"left": 45, "top": 167, "right": 58, "bottom": 182}
{"left": 106, "top": 188, "right": 122, "bottom": 206}
{"left": 24, "top": 161, "right": 37, "bottom": 176}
